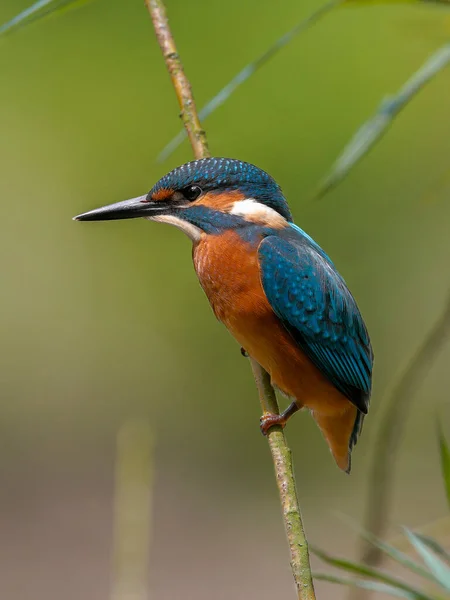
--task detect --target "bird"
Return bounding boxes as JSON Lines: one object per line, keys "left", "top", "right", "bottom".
{"left": 74, "top": 157, "right": 373, "bottom": 473}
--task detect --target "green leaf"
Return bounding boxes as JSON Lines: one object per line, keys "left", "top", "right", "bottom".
{"left": 416, "top": 534, "right": 450, "bottom": 563}
{"left": 315, "top": 41, "right": 450, "bottom": 199}
{"left": 334, "top": 513, "right": 447, "bottom": 582}
{"left": 314, "top": 573, "right": 438, "bottom": 599}
{"left": 437, "top": 422, "right": 450, "bottom": 509}
{"left": 0, "top": 0, "right": 95, "bottom": 37}
{"left": 311, "top": 546, "right": 434, "bottom": 599}
{"left": 405, "top": 529, "right": 450, "bottom": 590}
{"left": 361, "top": 532, "right": 439, "bottom": 583}
{"left": 157, "top": 0, "right": 344, "bottom": 162}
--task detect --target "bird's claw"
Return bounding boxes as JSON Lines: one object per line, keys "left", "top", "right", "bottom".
{"left": 260, "top": 412, "right": 286, "bottom": 436}
{"left": 240, "top": 347, "right": 248, "bottom": 357}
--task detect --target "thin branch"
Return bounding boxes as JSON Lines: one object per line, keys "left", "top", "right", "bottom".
{"left": 157, "top": 0, "right": 344, "bottom": 162}
{"left": 315, "top": 42, "right": 450, "bottom": 199}
{"left": 250, "top": 358, "right": 316, "bottom": 599}
{"left": 350, "top": 290, "right": 450, "bottom": 600}
{"left": 145, "top": 0, "right": 209, "bottom": 161}
{"left": 145, "top": 2, "right": 315, "bottom": 597}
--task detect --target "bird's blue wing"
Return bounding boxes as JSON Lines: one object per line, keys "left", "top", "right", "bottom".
{"left": 258, "top": 225, "right": 373, "bottom": 414}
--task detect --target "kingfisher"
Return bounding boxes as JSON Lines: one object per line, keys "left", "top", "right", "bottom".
{"left": 75, "top": 158, "right": 373, "bottom": 473}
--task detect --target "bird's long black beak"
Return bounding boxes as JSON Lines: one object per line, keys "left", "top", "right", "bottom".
{"left": 73, "top": 195, "right": 170, "bottom": 222}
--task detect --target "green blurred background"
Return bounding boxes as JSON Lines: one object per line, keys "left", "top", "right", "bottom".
{"left": 1, "top": 0, "right": 449, "bottom": 598}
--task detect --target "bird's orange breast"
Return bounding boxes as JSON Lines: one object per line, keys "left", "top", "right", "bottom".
{"left": 193, "top": 231, "right": 330, "bottom": 404}
{"left": 193, "top": 231, "right": 357, "bottom": 472}
{"left": 193, "top": 231, "right": 270, "bottom": 333}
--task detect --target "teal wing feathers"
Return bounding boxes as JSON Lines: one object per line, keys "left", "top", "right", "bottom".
{"left": 258, "top": 224, "right": 373, "bottom": 416}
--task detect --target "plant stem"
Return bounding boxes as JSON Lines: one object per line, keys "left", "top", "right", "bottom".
{"left": 144, "top": 2, "right": 316, "bottom": 597}
{"left": 145, "top": 0, "right": 210, "bottom": 161}
{"left": 250, "top": 358, "right": 316, "bottom": 599}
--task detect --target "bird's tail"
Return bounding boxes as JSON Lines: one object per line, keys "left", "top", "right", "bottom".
{"left": 349, "top": 409, "right": 365, "bottom": 451}
{"left": 346, "top": 409, "right": 365, "bottom": 474}
{"left": 312, "top": 402, "right": 363, "bottom": 474}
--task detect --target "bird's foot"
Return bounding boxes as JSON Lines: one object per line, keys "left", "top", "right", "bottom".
{"left": 240, "top": 347, "right": 248, "bottom": 357}
{"left": 259, "top": 402, "right": 299, "bottom": 436}
{"left": 260, "top": 412, "right": 287, "bottom": 435}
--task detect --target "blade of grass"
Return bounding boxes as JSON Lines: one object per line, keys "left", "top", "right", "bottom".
{"left": 336, "top": 513, "right": 440, "bottom": 583}
{"left": 157, "top": 0, "right": 344, "bottom": 162}
{"left": 404, "top": 529, "right": 450, "bottom": 590}
{"left": 437, "top": 422, "right": 450, "bottom": 509}
{"left": 415, "top": 534, "right": 450, "bottom": 563}
{"left": 336, "top": 513, "right": 441, "bottom": 583}
{"left": 335, "top": 513, "right": 447, "bottom": 586}
{"left": 388, "top": 516, "right": 450, "bottom": 553}
{"left": 0, "top": 0, "right": 57, "bottom": 35}
{"left": 314, "top": 573, "right": 438, "bottom": 600}
{"left": 315, "top": 41, "right": 450, "bottom": 199}
{"left": 0, "top": 0, "right": 95, "bottom": 37}
{"left": 359, "top": 531, "right": 439, "bottom": 583}
{"left": 312, "top": 546, "right": 436, "bottom": 599}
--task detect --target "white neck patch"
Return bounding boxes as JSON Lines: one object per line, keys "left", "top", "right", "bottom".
{"left": 230, "top": 198, "right": 287, "bottom": 227}
{"left": 148, "top": 214, "right": 202, "bottom": 242}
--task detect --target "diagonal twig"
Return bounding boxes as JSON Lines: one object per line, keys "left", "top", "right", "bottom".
{"left": 250, "top": 358, "right": 316, "bottom": 598}
{"left": 146, "top": 0, "right": 209, "bottom": 161}
{"left": 144, "top": 1, "right": 316, "bottom": 597}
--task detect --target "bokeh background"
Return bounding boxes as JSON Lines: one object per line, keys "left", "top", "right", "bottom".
{"left": 1, "top": 0, "right": 450, "bottom": 598}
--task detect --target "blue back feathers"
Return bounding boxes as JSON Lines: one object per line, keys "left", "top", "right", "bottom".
{"left": 150, "top": 158, "right": 292, "bottom": 221}
{"left": 258, "top": 224, "right": 373, "bottom": 417}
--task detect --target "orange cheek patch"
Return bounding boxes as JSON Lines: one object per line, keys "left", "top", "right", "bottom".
{"left": 152, "top": 188, "right": 174, "bottom": 201}
{"left": 195, "top": 190, "right": 245, "bottom": 211}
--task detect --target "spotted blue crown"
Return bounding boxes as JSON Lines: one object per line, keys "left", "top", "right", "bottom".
{"left": 150, "top": 158, "right": 293, "bottom": 221}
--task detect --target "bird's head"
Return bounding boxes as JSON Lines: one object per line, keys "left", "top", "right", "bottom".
{"left": 74, "top": 157, "right": 292, "bottom": 240}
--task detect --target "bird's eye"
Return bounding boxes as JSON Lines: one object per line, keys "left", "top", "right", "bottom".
{"left": 183, "top": 185, "right": 202, "bottom": 201}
